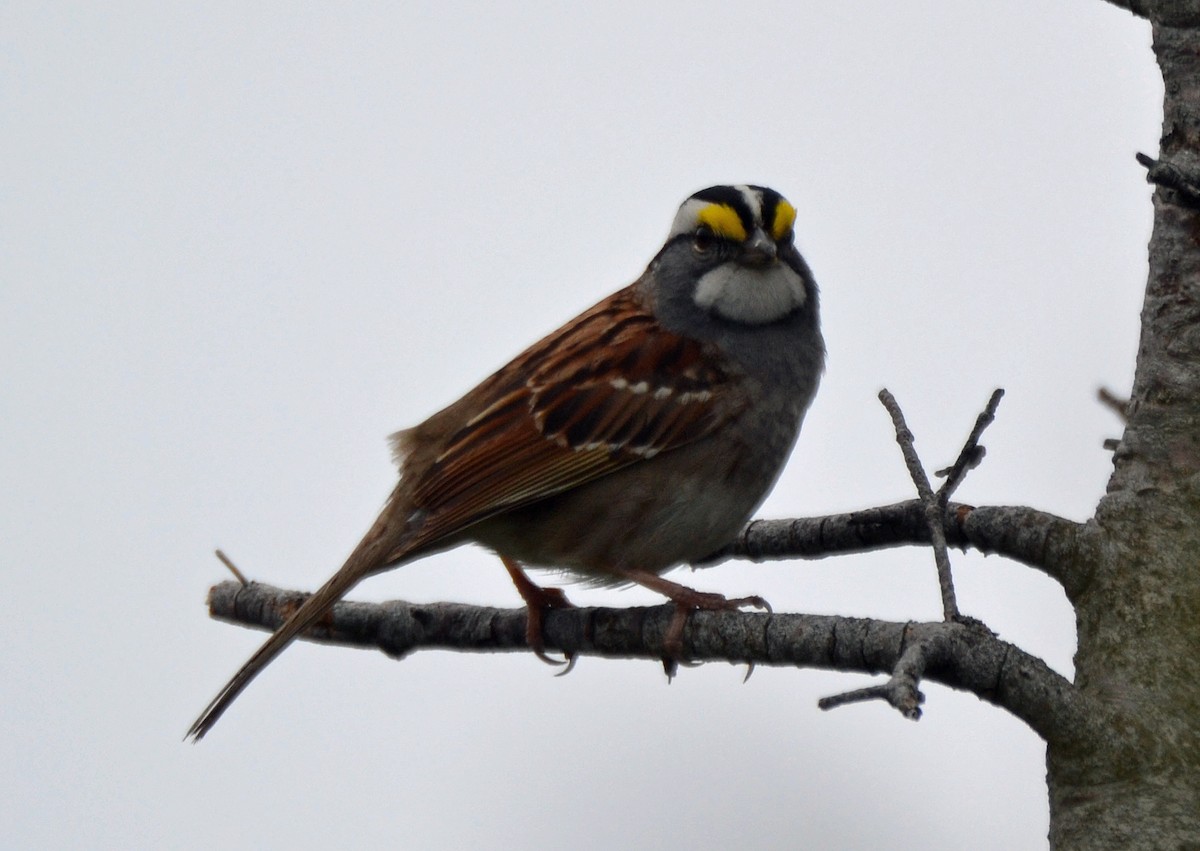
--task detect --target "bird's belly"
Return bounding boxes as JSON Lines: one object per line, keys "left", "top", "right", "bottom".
{"left": 468, "top": 432, "right": 788, "bottom": 585}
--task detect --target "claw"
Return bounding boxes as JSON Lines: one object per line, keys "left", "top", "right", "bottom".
{"left": 500, "top": 555, "right": 577, "bottom": 667}
{"left": 530, "top": 643, "right": 571, "bottom": 667}
{"left": 554, "top": 653, "right": 579, "bottom": 677}
{"left": 608, "top": 566, "right": 770, "bottom": 673}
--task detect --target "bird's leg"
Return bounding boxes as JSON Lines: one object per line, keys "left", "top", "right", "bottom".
{"left": 609, "top": 567, "right": 771, "bottom": 663}
{"left": 500, "top": 555, "right": 576, "bottom": 667}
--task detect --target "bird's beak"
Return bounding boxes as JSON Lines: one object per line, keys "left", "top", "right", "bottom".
{"left": 740, "top": 229, "right": 777, "bottom": 268}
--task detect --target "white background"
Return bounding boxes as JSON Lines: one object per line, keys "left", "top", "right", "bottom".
{"left": 2, "top": 2, "right": 1158, "bottom": 848}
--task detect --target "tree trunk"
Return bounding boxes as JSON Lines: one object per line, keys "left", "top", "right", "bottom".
{"left": 1047, "top": 12, "right": 1200, "bottom": 850}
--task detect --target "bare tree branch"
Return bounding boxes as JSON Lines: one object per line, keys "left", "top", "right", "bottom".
{"left": 204, "top": 579, "right": 1092, "bottom": 746}
{"left": 709, "top": 387, "right": 1084, "bottom": 596}
{"left": 708, "top": 503, "right": 1084, "bottom": 589}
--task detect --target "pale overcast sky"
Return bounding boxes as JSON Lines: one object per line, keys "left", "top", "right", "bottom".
{"left": 3, "top": 2, "right": 1158, "bottom": 848}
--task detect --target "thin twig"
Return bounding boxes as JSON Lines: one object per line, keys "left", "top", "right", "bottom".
{"left": 214, "top": 549, "right": 249, "bottom": 586}
{"left": 818, "top": 638, "right": 927, "bottom": 720}
{"left": 936, "top": 388, "right": 1004, "bottom": 504}
{"left": 817, "top": 684, "right": 899, "bottom": 711}
{"left": 878, "top": 390, "right": 959, "bottom": 620}
{"left": 1097, "top": 387, "right": 1129, "bottom": 424}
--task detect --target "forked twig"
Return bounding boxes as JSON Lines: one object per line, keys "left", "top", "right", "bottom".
{"left": 818, "top": 635, "right": 928, "bottom": 720}
{"left": 818, "top": 390, "right": 1006, "bottom": 721}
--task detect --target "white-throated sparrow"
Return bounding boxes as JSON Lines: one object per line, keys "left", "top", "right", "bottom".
{"left": 188, "top": 184, "right": 824, "bottom": 740}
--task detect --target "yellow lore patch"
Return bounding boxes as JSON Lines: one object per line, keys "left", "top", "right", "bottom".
{"left": 696, "top": 203, "right": 748, "bottom": 242}
{"left": 771, "top": 199, "right": 796, "bottom": 241}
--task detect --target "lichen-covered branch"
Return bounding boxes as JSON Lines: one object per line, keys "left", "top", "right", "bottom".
{"left": 205, "top": 580, "right": 1091, "bottom": 746}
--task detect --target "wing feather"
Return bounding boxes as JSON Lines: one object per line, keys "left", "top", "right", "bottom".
{"left": 395, "top": 284, "right": 747, "bottom": 553}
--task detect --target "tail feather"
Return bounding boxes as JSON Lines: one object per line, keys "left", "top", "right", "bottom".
{"left": 187, "top": 496, "right": 411, "bottom": 741}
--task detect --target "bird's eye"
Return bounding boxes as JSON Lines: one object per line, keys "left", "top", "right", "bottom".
{"left": 692, "top": 226, "right": 716, "bottom": 253}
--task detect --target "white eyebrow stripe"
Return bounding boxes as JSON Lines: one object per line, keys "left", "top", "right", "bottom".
{"left": 667, "top": 198, "right": 708, "bottom": 239}
{"left": 735, "top": 184, "right": 762, "bottom": 228}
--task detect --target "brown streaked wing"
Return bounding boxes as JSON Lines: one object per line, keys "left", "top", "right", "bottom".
{"left": 398, "top": 285, "right": 747, "bottom": 552}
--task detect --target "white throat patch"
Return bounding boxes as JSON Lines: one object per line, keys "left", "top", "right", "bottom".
{"left": 693, "top": 263, "right": 807, "bottom": 324}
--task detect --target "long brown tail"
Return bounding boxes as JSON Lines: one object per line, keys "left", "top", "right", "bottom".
{"left": 186, "top": 494, "right": 412, "bottom": 741}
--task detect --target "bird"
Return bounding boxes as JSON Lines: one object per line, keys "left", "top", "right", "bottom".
{"left": 187, "top": 184, "right": 824, "bottom": 741}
